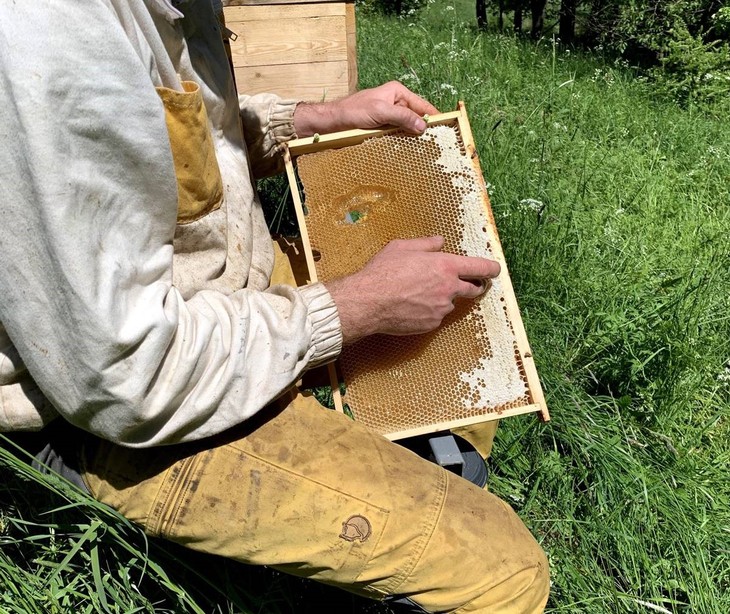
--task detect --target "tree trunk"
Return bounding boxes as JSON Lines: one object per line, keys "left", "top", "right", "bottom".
{"left": 514, "top": 0, "right": 523, "bottom": 33}
{"left": 586, "top": 0, "right": 618, "bottom": 45}
{"left": 530, "top": 0, "right": 547, "bottom": 39}
{"left": 498, "top": 0, "right": 504, "bottom": 30}
{"left": 559, "top": 0, "right": 577, "bottom": 44}
{"left": 476, "top": 0, "right": 488, "bottom": 31}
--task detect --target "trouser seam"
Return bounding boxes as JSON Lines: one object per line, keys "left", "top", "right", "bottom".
{"left": 146, "top": 454, "right": 199, "bottom": 537}
{"left": 382, "top": 467, "right": 450, "bottom": 596}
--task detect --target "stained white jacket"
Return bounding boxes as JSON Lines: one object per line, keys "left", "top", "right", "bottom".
{"left": 0, "top": 0, "right": 342, "bottom": 445}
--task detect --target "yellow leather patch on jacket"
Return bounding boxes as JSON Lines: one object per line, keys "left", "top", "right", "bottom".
{"left": 156, "top": 81, "right": 223, "bottom": 224}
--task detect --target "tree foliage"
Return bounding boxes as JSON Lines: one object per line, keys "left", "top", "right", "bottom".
{"left": 503, "top": 0, "right": 730, "bottom": 107}
{"left": 589, "top": 1, "right": 729, "bottom": 107}
{"left": 361, "top": 1, "right": 729, "bottom": 106}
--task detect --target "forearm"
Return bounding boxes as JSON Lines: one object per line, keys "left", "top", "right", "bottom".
{"left": 293, "top": 100, "right": 346, "bottom": 137}
{"left": 76, "top": 284, "right": 340, "bottom": 446}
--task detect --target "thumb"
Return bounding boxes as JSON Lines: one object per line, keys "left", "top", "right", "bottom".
{"left": 377, "top": 104, "right": 427, "bottom": 134}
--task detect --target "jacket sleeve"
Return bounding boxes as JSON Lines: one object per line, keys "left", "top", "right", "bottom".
{"left": 0, "top": 1, "right": 341, "bottom": 447}
{"left": 238, "top": 93, "right": 299, "bottom": 179}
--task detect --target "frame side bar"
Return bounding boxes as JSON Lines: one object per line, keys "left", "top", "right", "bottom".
{"left": 283, "top": 147, "right": 346, "bottom": 414}
{"left": 456, "top": 103, "right": 549, "bottom": 422}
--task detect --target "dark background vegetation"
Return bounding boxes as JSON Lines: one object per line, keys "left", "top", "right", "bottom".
{"left": 364, "top": 0, "right": 730, "bottom": 107}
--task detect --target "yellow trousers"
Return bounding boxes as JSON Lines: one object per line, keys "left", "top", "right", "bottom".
{"left": 81, "top": 242, "right": 548, "bottom": 612}
{"left": 82, "top": 389, "right": 547, "bottom": 613}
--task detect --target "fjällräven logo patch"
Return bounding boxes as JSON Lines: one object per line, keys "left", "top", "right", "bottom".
{"left": 340, "top": 515, "right": 372, "bottom": 543}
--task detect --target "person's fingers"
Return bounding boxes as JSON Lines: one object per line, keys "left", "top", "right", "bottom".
{"left": 374, "top": 103, "right": 428, "bottom": 134}
{"left": 449, "top": 255, "right": 501, "bottom": 280}
{"left": 387, "top": 235, "right": 444, "bottom": 252}
{"left": 393, "top": 82, "right": 440, "bottom": 116}
{"left": 454, "top": 278, "right": 491, "bottom": 299}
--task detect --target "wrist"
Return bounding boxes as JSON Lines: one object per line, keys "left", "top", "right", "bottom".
{"left": 293, "top": 101, "right": 341, "bottom": 138}
{"left": 325, "top": 273, "right": 379, "bottom": 344}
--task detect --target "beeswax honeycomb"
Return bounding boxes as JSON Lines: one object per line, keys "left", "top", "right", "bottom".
{"left": 295, "top": 120, "right": 535, "bottom": 436}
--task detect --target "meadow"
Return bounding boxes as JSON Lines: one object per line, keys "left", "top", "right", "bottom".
{"left": 1, "top": 2, "right": 728, "bottom": 612}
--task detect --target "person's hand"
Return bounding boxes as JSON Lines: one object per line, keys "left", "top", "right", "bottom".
{"left": 293, "top": 81, "right": 439, "bottom": 137}
{"left": 325, "top": 236, "right": 501, "bottom": 344}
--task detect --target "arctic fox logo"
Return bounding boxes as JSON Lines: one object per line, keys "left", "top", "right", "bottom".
{"left": 339, "top": 515, "right": 372, "bottom": 543}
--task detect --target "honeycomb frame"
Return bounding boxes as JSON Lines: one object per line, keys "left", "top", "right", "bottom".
{"left": 284, "top": 103, "right": 549, "bottom": 440}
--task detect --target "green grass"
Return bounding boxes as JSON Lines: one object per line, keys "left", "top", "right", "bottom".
{"left": 355, "top": 4, "right": 729, "bottom": 612}
{"left": 2, "top": 2, "right": 729, "bottom": 612}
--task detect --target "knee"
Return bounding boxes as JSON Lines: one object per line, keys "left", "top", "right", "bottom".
{"left": 460, "top": 538, "right": 550, "bottom": 614}
{"left": 509, "top": 542, "right": 551, "bottom": 614}
{"left": 375, "top": 473, "right": 551, "bottom": 614}
{"left": 390, "top": 541, "right": 550, "bottom": 614}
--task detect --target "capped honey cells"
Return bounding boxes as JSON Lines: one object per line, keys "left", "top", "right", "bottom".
{"left": 292, "top": 116, "right": 546, "bottom": 437}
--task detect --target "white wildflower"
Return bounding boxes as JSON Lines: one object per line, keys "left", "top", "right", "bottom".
{"left": 398, "top": 72, "right": 420, "bottom": 84}
{"left": 519, "top": 198, "right": 543, "bottom": 212}
{"left": 448, "top": 49, "right": 468, "bottom": 61}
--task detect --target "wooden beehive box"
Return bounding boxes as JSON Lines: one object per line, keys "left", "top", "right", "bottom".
{"left": 223, "top": 0, "right": 357, "bottom": 101}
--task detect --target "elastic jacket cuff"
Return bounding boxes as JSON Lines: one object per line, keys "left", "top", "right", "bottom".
{"left": 298, "top": 282, "right": 343, "bottom": 367}
{"left": 270, "top": 99, "right": 298, "bottom": 146}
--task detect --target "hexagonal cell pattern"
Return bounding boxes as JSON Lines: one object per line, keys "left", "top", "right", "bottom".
{"left": 296, "top": 122, "right": 531, "bottom": 436}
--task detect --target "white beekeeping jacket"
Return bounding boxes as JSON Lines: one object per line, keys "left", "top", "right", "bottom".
{"left": 0, "top": 0, "right": 342, "bottom": 445}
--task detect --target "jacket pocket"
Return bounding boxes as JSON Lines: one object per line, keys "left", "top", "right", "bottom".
{"left": 156, "top": 81, "right": 224, "bottom": 224}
